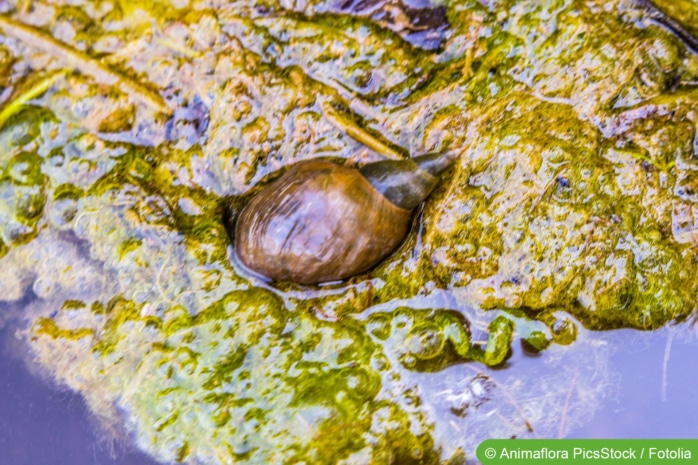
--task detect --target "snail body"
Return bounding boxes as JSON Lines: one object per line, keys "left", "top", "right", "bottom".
{"left": 231, "top": 151, "right": 457, "bottom": 284}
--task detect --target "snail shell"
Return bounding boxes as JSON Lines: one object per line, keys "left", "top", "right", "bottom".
{"left": 231, "top": 151, "right": 457, "bottom": 284}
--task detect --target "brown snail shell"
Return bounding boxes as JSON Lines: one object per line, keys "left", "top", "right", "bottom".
{"left": 230, "top": 151, "right": 457, "bottom": 284}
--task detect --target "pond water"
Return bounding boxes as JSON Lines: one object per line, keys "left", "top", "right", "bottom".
{"left": 2, "top": 316, "right": 697, "bottom": 464}
{"left": 2, "top": 0, "right": 698, "bottom": 463}
{"left": 0, "top": 329, "right": 160, "bottom": 465}
{"left": 570, "top": 326, "right": 698, "bottom": 440}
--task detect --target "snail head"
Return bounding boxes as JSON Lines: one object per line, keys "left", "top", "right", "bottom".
{"left": 359, "top": 149, "right": 460, "bottom": 210}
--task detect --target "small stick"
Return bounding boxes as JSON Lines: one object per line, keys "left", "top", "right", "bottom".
{"left": 661, "top": 329, "right": 674, "bottom": 402}
{"left": 0, "top": 68, "right": 70, "bottom": 128}
{"left": 155, "top": 37, "right": 203, "bottom": 59}
{"left": 0, "top": 15, "right": 173, "bottom": 115}
{"left": 320, "top": 99, "right": 407, "bottom": 160}
{"left": 528, "top": 164, "right": 570, "bottom": 215}
{"left": 557, "top": 367, "right": 578, "bottom": 438}
{"left": 464, "top": 365, "right": 535, "bottom": 433}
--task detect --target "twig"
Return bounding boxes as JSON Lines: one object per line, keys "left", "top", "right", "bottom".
{"left": 0, "top": 68, "right": 70, "bottom": 128}
{"left": 320, "top": 99, "right": 407, "bottom": 160}
{"left": 155, "top": 36, "right": 203, "bottom": 59}
{"left": 0, "top": 15, "right": 173, "bottom": 115}
{"left": 557, "top": 367, "right": 578, "bottom": 438}
{"left": 598, "top": 276, "right": 630, "bottom": 296}
{"left": 661, "top": 329, "right": 674, "bottom": 402}
{"left": 156, "top": 254, "right": 177, "bottom": 307}
{"left": 464, "top": 364, "right": 535, "bottom": 433}
{"left": 528, "top": 163, "right": 570, "bottom": 215}
{"left": 582, "top": 222, "right": 595, "bottom": 258}
{"left": 17, "top": 0, "right": 32, "bottom": 15}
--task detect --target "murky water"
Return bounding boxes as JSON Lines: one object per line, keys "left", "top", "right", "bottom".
{"left": 570, "top": 326, "right": 698, "bottom": 439}
{"left": 0, "top": 329, "right": 160, "bottom": 465}
{"left": 2, "top": 316, "right": 696, "bottom": 464}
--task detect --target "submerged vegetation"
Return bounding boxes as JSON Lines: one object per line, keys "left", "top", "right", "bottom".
{"left": 0, "top": 0, "right": 697, "bottom": 463}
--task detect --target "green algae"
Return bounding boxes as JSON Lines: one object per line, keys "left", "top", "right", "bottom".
{"left": 367, "top": 307, "right": 513, "bottom": 371}
{"left": 0, "top": 0, "right": 697, "bottom": 463}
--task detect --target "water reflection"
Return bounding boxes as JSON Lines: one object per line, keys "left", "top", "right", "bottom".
{"left": 2, "top": 311, "right": 697, "bottom": 464}
{"left": 570, "top": 326, "right": 698, "bottom": 439}
{"left": 0, "top": 328, "right": 161, "bottom": 465}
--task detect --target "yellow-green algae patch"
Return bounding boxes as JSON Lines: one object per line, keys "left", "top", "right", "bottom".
{"left": 0, "top": 0, "right": 697, "bottom": 463}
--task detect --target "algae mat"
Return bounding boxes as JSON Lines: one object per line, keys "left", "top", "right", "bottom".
{"left": 0, "top": 0, "right": 697, "bottom": 463}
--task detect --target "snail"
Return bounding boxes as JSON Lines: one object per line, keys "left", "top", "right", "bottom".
{"left": 227, "top": 150, "right": 458, "bottom": 284}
